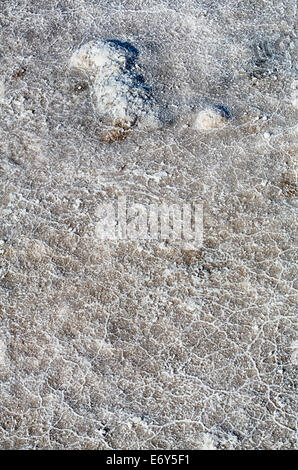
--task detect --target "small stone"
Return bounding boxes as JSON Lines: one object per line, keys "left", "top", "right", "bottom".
{"left": 193, "top": 106, "right": 230, "bottom": 131}
{"left": 70, "top": 39, "right": 160, "bottom": 137}
{"left": 263, "top": 132, "right": 271, "bottom": 139}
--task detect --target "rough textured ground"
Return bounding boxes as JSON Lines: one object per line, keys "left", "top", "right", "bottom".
{"left": 0, "top": 0, "right": 297, "bottom": 450}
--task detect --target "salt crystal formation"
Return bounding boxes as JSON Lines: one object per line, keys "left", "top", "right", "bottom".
{"left": 70, "top": 39, "right": 160, "bottom": 138}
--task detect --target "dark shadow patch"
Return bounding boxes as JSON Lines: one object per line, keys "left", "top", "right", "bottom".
{"left": 215, "top": 105, "right": 231, "bottom": 119}
{"left": 105, "top": 39, "right": 139, "bottom": 70}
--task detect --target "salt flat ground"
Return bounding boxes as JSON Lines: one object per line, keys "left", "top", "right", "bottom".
{"left": 0, "top": 0, "right": 297, "bottom": 449}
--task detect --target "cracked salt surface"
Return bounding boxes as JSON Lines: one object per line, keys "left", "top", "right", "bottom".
{"left": 0, "top": 0, "right": 297, "bottom": 451}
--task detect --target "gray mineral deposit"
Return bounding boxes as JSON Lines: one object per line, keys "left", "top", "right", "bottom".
{"left": 0, "top": 0, "right": 297, "bottom": 451}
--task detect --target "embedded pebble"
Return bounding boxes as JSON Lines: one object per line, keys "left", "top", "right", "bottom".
{"left": 70, "top": 39, "right": 160, "bottom": 138}
{"left": 193, "top": 106, "right": 230, "bottom": 131}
